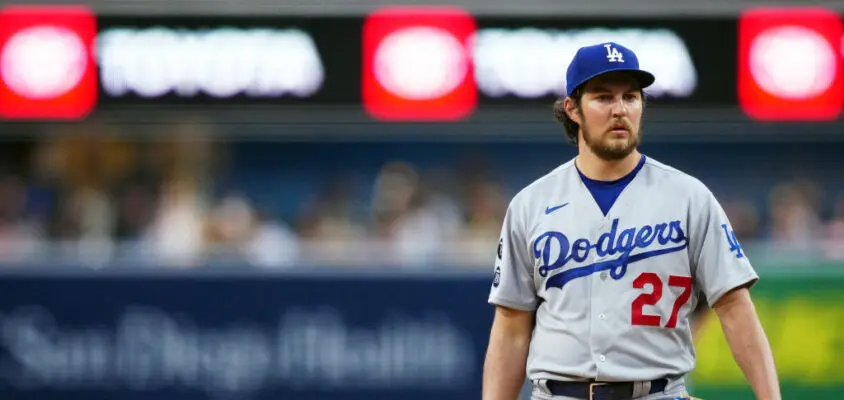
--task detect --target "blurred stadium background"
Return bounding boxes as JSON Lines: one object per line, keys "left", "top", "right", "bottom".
{"left": 0, "top": 0, "right": 842, "bottom": 399}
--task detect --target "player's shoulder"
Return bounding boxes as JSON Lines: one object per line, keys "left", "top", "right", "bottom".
{"left": 509, "top": 159, "right": 577, "bottom": 208}
{"left": 641, "top": 156, "right": 714, "bottom": 199}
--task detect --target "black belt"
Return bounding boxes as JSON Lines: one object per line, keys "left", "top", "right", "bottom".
{"left": 546, "top": 378, "right": 668, "bottom": 400}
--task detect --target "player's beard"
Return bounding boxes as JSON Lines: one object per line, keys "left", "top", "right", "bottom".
{"left": 580, "top": 119, "right": 642, "bottom": 161}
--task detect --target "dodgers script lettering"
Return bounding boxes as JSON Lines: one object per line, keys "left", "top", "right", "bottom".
{"left": 534, "top": 218, "right": 688, "bottom": 289}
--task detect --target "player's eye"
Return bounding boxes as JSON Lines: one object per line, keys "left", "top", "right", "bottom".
{"left": 623, "top": 93, "right": 639, "bottom": 101}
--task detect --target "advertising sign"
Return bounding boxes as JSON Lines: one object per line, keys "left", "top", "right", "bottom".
{"left": 362, "top": 7, "right": 478, "bottom": 121}
{"left": 89, "top": 15, "right": 722, "bottom": 109}
{"left": 93, "top": 16, "right": 358, "bottom": 106}
{"left": 738, "top": 7, "right": 844, "bottom": 121}
{"left": 0, "top": 270, "right": 491, "bottom": 400}
{"left": 1, "top": 5, "right": 841, "bottom": 123}
{"left": 471, "top": 17, "right": 729, "bottom": 106}
{"left": 0, "top": 267, "right": 842, "bottom": 399}
{"left": 0, "top": 6, "right": 97, "bottom": 120}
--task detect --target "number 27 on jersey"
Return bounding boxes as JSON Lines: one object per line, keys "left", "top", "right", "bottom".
{"left": 631, "top": 273, "right": 693, "bottom": 328}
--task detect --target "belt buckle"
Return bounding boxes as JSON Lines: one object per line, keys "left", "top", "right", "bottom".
{"left": 588, "top": 382, "right": 607, "bottom": 400}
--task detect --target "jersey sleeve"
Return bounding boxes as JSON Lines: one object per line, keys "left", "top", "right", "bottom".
{"left": 689, "top": 189, "right": 759, "bottom": 307}
{"left": 488, "top": 199, "right": 539, "bottom": 311}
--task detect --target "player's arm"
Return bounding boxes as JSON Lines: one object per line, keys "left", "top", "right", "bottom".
{"left": 483, "top": 305, "right": 534, "bottom": 400}
{"left": 484, "top": 198, "right": 538, "bottom": 400}
{"left": 712, "top": 287, "right": 781, "bottom": 400}
{"left": 690, "top": 188, "right": 781, "bottom": 400}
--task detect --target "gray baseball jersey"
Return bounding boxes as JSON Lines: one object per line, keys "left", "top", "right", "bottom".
{"left": 488, "top": 156, "right": 758, "bottom": 382}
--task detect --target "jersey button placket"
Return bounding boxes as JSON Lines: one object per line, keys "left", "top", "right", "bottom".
{"left": 591, "top": 220, "right": 611, "bottom": 376}
{"left": 597, "top": 219, "right": 610, "bottom": 280}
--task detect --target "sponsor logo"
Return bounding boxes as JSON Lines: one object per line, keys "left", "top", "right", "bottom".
{"left": 0, "top": 5, "right": 97, "bottom": 120}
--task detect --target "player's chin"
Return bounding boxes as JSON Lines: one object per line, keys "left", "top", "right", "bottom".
{"left": 603, "top": 136, "right": 634, "bottom": 150}
{"left": 606, "top": 131, "right": 639, "bottom": 146}
{"left": 594, "top": 144, "right": 635, "bottom": 160}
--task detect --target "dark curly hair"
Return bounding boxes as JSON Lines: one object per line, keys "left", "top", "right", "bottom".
{"left": 553, "top": 88, "right": 584, "bottom": 145}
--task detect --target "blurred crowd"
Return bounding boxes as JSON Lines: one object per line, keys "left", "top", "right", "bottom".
{"left": 0, "top": 121, "right": 842, "bottom": 269}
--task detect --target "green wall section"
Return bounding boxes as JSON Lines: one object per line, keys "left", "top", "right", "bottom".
{"left": 690, "top": 267, "right": 844, "bottom": 399}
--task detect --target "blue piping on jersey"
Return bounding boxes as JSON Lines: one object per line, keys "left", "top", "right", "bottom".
{"left": 545, "top": 243, "right": 688, "bottom": 290}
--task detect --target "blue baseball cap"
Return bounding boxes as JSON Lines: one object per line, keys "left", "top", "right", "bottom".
{"left": 565, "top": 42, "right": 655, "bottom": 97}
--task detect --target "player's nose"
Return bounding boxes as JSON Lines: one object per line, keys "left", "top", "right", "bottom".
{"left": 610, "top": 99, "right": 628, "bottom": 117}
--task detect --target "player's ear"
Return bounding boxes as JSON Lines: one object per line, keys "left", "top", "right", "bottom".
{"left": 564, "top": 97, "right": 582, "bottom": 125}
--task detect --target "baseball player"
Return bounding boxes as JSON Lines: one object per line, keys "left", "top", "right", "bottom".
{"left": 482, "top": 42, "right": 780, "bottom": 400}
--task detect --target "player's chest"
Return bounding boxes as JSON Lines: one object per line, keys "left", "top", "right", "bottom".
{"left": 531, "top": 187, "right": 690, "bottom": 241}
{"left": 528, "top": 193, "right": 691, "bottom": 286}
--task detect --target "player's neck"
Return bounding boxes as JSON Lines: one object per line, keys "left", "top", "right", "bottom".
{"left": 575, "top": 148, "right": 642, "bottom": 182}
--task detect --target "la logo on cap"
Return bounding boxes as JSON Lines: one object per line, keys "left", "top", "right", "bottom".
{"left": 604, "top": 44, "right": 625, "bottom": 63}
